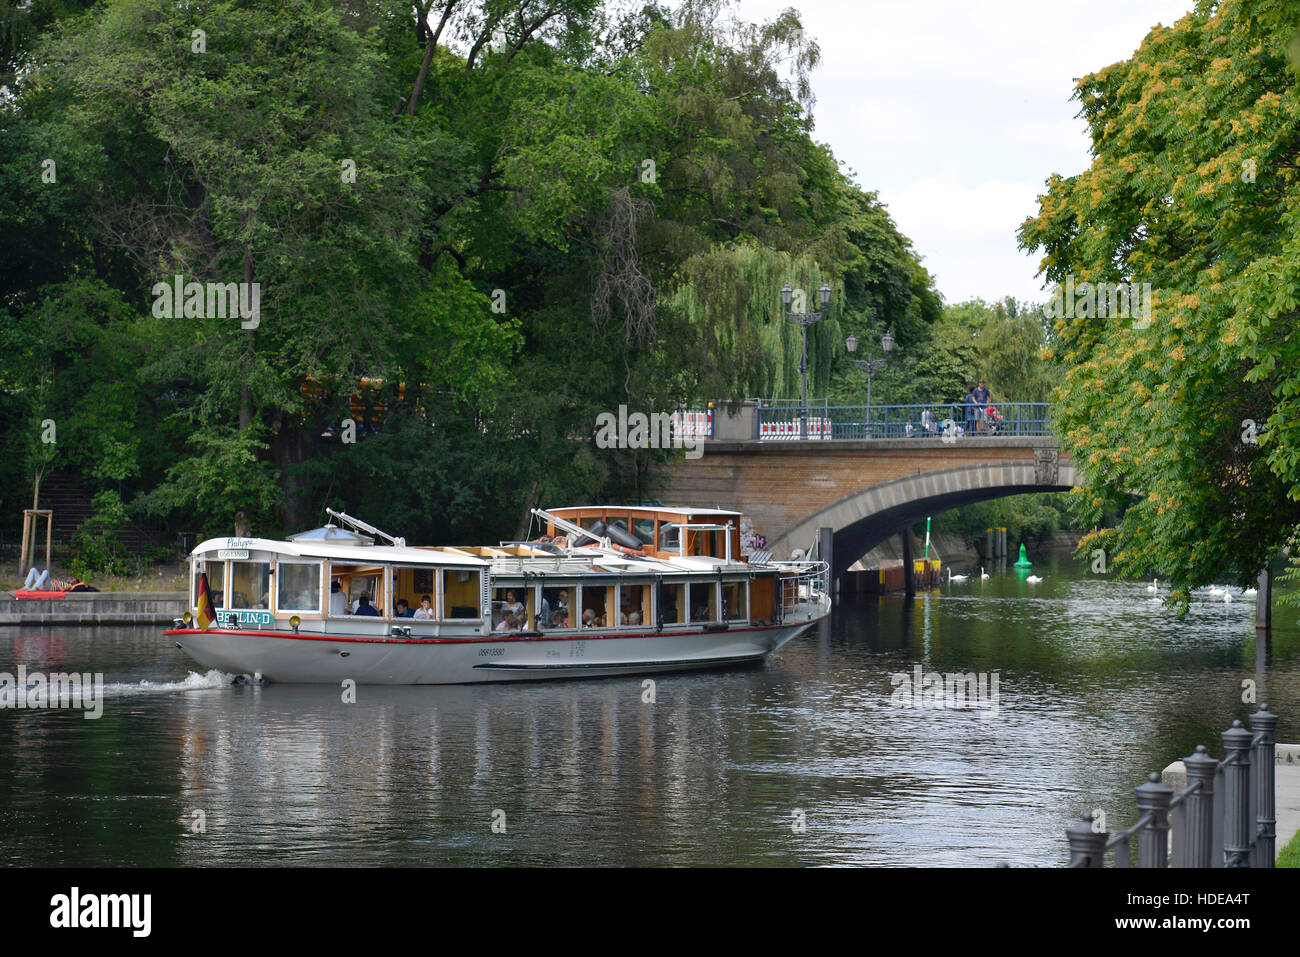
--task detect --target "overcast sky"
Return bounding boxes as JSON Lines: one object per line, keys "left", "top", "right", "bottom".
{"left": 731, "top": 0, "right": 1197, "bottom": 306}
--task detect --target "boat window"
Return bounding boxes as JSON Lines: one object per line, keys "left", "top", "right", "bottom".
{"left": 229, "top": 561, "right": 271, "bottom": 609}
{"left": 540, "top": 587, "right": 575, "bottom": 629}
{"left": 721, "top": 581, "right": 747, "bottom": 621}
{"left": 391, "top": 566, "right": 436, "bottom": 618}
{"left": 660, "top": 582, "right": 685, "bottom": 624}
{"left": 617, "top": 584, "right": 650, "bottom": 627}
{"left": 608, "top": 517, "right": 629, "bottom": 533}
{"left": 194, "top": 560, "right": 225, "bottom": 609}
{"left": 632, "top": 518, "right": 655, "bottom": 546}
{"left": 660, "top": 525, "right": 681, "bottom": 553}
{"left": 443, "top": 568, "right": 481, "bottom": 619}
{"left": 492, "top": 587, "right": 532, "bottom": 631}
{"left": 689, "top": 582, "right": 717, "bottom": 623}
{"left": 277, "top": 561, "right": 321, "bottom": 613}
{"left": 687, "top": 529, "right": 721, "bottom": 558}
{"left": 577, "top": 584, "right": 607, "bottom": 628}
{"left": 329, "top": 563, "right": 385, "bottom": 616}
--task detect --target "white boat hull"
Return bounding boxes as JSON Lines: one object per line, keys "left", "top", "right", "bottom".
{"left": 167, "top": 615, "right": 825, "bottom": 685}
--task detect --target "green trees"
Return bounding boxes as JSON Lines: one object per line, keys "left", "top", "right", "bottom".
{"left": 1019, "top": 0, "right": 1300, "bottom": 601}
{"left": 0, "top": 0, "right": 948, "bottom": 557}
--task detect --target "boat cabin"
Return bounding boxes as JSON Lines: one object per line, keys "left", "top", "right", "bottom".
{"left": 543, "top": 506, "right": 745, "bottom": 561}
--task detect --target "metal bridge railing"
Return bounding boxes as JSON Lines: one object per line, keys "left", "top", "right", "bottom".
{"left": 1065, "top": 704, "right": 1279, "bottom": 868}
{"left": 754, "top": 402, "right": 1054, "bottom": 440}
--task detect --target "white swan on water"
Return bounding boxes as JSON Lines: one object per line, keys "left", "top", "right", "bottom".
{"left": 1147, "top": 579, "right": 1159, "bottom": 593}
{"left": 1244, "top": 587, "right": 1258, "bottom": 597}
{"left": 1223, "top": 589, "right": 1232, "bottom": 603}
{"left": 980, "top": 567, "right": 989, "bottom": 580}
{"left": 1207, "top": 585, "right": 1224, "bottom": 596}
{"left": 948, "top": 568, "right": 968, "bottom": 583}
{"left": 1026, "top": 575, "right": 1043, "bottom": 584}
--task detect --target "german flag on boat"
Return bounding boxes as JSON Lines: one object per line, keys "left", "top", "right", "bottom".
{"left": 195, "top": 573, "right": 216, "bottom": 630}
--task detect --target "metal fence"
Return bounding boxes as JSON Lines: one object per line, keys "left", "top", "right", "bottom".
{"left": 1066, "top": 704, "right": 1279, "bottom": 867}
{"left": 755, "top": 402, "right": 1053, "bottom": 440}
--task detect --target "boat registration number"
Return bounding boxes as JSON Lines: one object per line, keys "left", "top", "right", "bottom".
{"left": 478, "top": 647, "right": 505, "bottom": 657}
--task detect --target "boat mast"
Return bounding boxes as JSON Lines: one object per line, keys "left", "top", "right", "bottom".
{"left": 324, "top": 507, "right": 406, "bottom": 548}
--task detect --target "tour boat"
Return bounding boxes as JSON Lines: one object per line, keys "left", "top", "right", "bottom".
{"left": 164, "top": 506, "right": 830, "bottom": 685}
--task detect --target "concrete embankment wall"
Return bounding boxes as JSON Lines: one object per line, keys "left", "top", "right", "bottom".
{"left": 0, "top": 591, "right": 187, "bottom": 625}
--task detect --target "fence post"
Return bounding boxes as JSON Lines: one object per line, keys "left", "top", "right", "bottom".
{"left": 1066, "top": 814, "right": 1107, "bottom": 867}
{"left": 1251, "top": 704, "right": 1278, "bottom": 867}
{"left": 1135, "top": 773, "right": 1173, "bottom": 868}
{"left": 1221, "top": 721, "right": 1253, "bottom": 867}
{"left": 1182, "top": 745, "right": 1217, "bottom": 867}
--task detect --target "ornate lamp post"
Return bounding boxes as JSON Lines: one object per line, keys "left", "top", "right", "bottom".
{"left": 845, "top": 329, "right": 895, "bottom": 436}
{"left": 781, "top": 282, "right": 832, "bottom": 440}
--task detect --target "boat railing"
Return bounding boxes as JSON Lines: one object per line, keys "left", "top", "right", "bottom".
{"left": 770, "top": 560, "right": 830, "bottom": 616}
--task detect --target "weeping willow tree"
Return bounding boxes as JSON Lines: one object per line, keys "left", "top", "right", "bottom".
{"left": 666, "top": 243, "right": 843, "bottom": 402}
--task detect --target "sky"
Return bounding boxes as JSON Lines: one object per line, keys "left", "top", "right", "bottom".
{"left": 731, "top": 0, "right": 1198, "bottom": 307}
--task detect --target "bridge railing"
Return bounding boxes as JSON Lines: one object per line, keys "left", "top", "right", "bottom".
{"left": 1065, "top": 704, "right": 1279, "bottom": 868}
{"left": 754, "top": 402, "right": 1053, "bottom": 440}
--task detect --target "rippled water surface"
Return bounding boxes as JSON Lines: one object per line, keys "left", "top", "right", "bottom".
{"left": 2, "top": 555, "right": 1297, "bottom": 866}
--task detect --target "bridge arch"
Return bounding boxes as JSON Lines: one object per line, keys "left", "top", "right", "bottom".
{"left": 768, "top": 459, "right": 1081, "bottom": 576}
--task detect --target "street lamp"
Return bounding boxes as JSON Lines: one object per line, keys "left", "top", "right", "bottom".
{"left": 781, "top": 282, "right": 832, "bottom": 440}
{"left": 846, "top": 329, "right": 895, "bottom": 437}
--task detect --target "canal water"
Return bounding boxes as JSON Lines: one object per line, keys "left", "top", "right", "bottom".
{"left": 1, "top": 555, "right": 1296, "bottom": 867}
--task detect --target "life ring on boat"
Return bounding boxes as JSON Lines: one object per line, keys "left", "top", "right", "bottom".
{"left": 611, "top": 542, "right": 645, "bottom": 557}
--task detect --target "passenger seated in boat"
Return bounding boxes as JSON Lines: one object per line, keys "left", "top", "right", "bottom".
{"left": 394, "top": 598, "right": 413, "bottom": 618}
{"left": 536, "top": 593, "right": 550, "bottom": 629}
{"left": 582, "top": 609, "right": 597, "bottom": 628}
{"left": 628, "top": 611, "right": 641, "bottom": 626}
{"left": 353, "top": 595, "right": 380, "bottom": 616}
{"left": 329, "top": 581, "right": 348, "bottom": 615}
{"left": 550, "top": 610, "right": 570, "bottom": 628}
{"left": 413, "top": 595, "right": 434, "bottom": 620}
{"left": 503, "top": 590, "right": 524, "bottom": 617}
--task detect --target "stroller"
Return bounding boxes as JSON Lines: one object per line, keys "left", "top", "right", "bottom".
{"left": 985, "top": 404, "right": 1003, "bottom": 435}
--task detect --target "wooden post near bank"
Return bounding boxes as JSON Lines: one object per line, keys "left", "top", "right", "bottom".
{"left": 19, "top": 509, "right": 52, "bottom": 574}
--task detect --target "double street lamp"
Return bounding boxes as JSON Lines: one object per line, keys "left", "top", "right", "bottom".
{"left": 845, "top": 330, "right": 895, "bottom": 436}
{"left": 780, "top": 282, "right": 832, "bottom": 440}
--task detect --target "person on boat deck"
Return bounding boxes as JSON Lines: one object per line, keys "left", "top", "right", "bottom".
{"left": 329, "top": 581, "right": 348, "bottom": 615}
{"left": 353, "top": 594, "right": 380, "bottom": 616}
{"left": 503, "top": 590, "right": 525, "bottom": 617}
{"left": 555, "top": 592, "right": 569, "bottom": 615}
{"left": 413, "top": 595, "right": 434, "bottom": 620}
{"left": 394, "top": 598, "right": 413, "bottom": 618}
{"left": 628, "top": 610, "right": 642, "bottom": 626}
{"left": 582, "top": 608, "right": 597, "bottom": 628}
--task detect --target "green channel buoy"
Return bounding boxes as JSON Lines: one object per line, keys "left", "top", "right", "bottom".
{"left": 1014, "top": 543, "right": 1033, "bottom": 568}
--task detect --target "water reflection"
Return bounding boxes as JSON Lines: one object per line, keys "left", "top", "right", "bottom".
{"left": 1, "top": 555, "right": 1297, "bottom": 866}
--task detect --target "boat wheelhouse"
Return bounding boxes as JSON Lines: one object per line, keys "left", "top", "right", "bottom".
{"left": 166, "top": 506, "right": 829, "bottom": 685}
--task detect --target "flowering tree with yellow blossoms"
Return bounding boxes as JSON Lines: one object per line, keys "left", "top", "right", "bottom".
{"left": 1020, "top": 0, "right": 1300, "bottom": 605}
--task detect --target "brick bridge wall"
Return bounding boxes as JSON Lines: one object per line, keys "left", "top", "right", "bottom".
{"left": 651, "top": 437, "right": 1076, "bottom": 570}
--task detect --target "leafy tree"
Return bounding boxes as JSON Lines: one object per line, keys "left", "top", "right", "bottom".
{"left": 1019, "top": 0, "right": 1300, "bottom": 605}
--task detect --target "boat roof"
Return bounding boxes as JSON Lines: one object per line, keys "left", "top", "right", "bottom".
{"left": 191, "top": 536, "right": 488, "bottom": 566}
{"left": 549, "top": 505, "right": 741, "bottom": 518}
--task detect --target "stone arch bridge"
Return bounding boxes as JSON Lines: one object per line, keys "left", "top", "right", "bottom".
{"left": 652, "top": 437, "right": 1079, "bottom": 581}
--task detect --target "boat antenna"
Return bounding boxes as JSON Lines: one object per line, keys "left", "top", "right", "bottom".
{"left": 324, "top": 507, "right": 406, "bottom": 548}
{"left": 530, "top": 507, "right": 609, "bottom": 548}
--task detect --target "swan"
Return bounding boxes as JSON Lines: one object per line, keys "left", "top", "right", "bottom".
{"left": 1147, "top": 579, "right": 1158, "bottom": 592}
{"left": 1223, "top": 589, "right": 1232, "bottom": 603}
{"left": 1207, "top": 585, "right": 1224, "bottom": 596}
{"left": 980, "top": 567, "right": 990, "bottom": 580}
{"left": 1026, "top": 575, "right": 1043, "bottom": 584}
{"left": 948, "top": 568, "right": 968, "bottom": 583}
{"left": 1243, "top": 587, "right": 1258, "bottom": 597}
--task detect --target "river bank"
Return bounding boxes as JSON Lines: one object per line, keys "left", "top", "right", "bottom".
{"left": 0, "top": 591, "right": 186, "bottom": 625}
